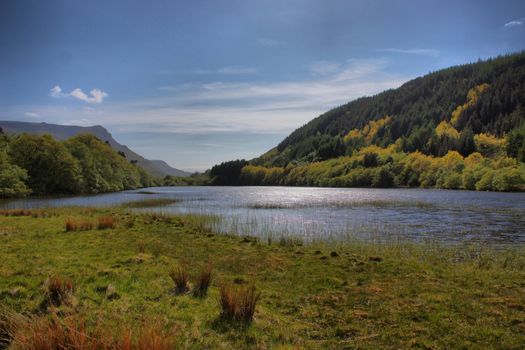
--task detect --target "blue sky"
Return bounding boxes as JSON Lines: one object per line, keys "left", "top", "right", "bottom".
{"left": 1, "top": 0, "right": 524, "bottom": 171}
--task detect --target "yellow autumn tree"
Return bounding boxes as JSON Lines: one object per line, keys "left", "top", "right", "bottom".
{"left": 451, "top": 83, "right": 490, "bottom": 126}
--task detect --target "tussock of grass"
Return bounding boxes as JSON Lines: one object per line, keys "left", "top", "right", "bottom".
{"left": 65, "top": 218, "right": 94, "bottom": 232}
{"left": 169, "top": 266, "right": 189, "bottom": 294}
{"left": 97, "top": 216, "right": 116, "bottom": 230}
{"left": 2, "top": 314, "right": 175, "bottom": 350}
{"left": 42, "top": 275, "right": 74, "bottom": 308}
{"left": 0, "top": 209, "right": 55, "bottom": 218}
{"left": 193, "top": 263, "right": 213, "bottom": 298}
{"left": 218, "top": 284, "right": 260, "bottom": 324}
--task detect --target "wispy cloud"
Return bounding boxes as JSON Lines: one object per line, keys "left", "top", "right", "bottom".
{"left": 24, "top": 112, "right": 40, "bottom": 118}
{"left": 505, "top": 19, "right": 524, "bottom": 27}
{"left": 374, "top": 48, "right": 439, "bottom": 56}
{"left": 194, "top": 66, "right": 257, "bottom": 75}
{"left": 50, "top": 85, "right": 108, "bottom": 104}
{"left": 18, "top": 58, "right": 407, "bottom": 135}
{"left": 257, "top": 37, "right": 287, "bottom": 48}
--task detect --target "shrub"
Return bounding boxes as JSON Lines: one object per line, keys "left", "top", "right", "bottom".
{"left": 170, "top": 266, "right": 189, "bottom": 294}
{"left": 218, "top": 284, "right": 260, "bottom": 324}
{"left": 194, "top": 263, "right": 213, "bottom": 297}
{"left": 97, "top": 216, "right": 116, "bottom": 230}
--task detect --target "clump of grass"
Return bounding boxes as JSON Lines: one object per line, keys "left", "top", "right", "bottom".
{"left": 42, "top": 275, "right": 74, "bottom": 307}
{"left": 193, "top": 263, "right": 213, "bottom": 298}
{"left": 170, "top": 266, "right": 189, "bottom": 294}
{"left": 218, "top": 283, "right": 260, "bottom": 324}
{"left": 4, "top": 314, "right": 175, "bottom": 350}
{"left": 97, "top": 216, "right": 116, "bottom": 230}
{"left": 123, "top": 198, "right": 182, "bottom": 208}
{"left": 65, "top": 218, "right": 94, "bottom": 232}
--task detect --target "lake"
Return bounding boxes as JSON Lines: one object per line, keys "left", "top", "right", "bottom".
{"left": 1, "top": 186, "right": 525, "bottom": 245}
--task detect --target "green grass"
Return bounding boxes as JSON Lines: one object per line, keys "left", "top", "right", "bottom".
{"left": 1, "top": 207, "right": 525, "bottom": 349}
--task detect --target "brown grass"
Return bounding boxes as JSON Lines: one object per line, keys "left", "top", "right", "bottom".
{"left": 2, "top": 314, "right": 175, "bottom": 350}
{"left": 65, "top": 218, "right": 94, "bottom": 232}
{"left": 97, "top": 216, "right": 116, "bottom": 230}
{"left": 218, "top": 284, "right": 260, "bottom": 324}
{"left": 43, "top": 275, "right": 74, "bottom": 307}
{"left": 169, "top": 266, "right": 189, "bottom": 294}
{"left": 0, "top": 209, "right": 55, "bottom": 218}
{"left": 193, "top": 263, "right": 213, "bottom": 298}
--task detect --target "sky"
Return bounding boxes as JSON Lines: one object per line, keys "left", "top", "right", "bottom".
{"left": 1, "top": 0, "right": 524, "bottom": 172}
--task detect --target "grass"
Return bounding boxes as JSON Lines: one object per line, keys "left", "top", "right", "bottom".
{"left": 169, "top": 265, "right": 190, "bottom": 294}
{"left": 218, "top": 284, "right": 260, "bottom": 325}
{"left": 194, "top": 263, "right": 213, "bottom": 298}
{"left": 121, "top": 198, "right": 182, "bottom": 208}
{"left": 0, "top": 207, "right": 525, "bottom": 348}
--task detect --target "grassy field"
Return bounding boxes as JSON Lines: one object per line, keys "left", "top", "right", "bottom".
{"left": 0, "top": 207, "right": 525, "bottom": 349}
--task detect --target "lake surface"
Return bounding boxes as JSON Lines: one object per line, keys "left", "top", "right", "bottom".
{"left": 2, "top": 186, "right": 525, "bottom": 245}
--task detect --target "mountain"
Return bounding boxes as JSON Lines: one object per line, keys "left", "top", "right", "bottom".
{"left": 210, "top": 52, "right": 525, "bottom": 191}
{"left": 0, "top": 121, "right": 189, "bottom": 178}
{"left": 149, "top": 159, "right": 190, "bottom": 177}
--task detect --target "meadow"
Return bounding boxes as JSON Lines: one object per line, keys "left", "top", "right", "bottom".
{"left": 0, "top": 206, "right": 525, "bottom": 349}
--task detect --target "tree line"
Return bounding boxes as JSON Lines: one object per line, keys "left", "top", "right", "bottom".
{"left": 0, "top": 132, "right": 155, "bottom": 197}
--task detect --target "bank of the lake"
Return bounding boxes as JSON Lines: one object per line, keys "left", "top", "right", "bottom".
{"left": 1, "top": 206, "right": 525, "bottom": 349}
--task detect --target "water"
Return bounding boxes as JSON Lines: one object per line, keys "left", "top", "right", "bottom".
{"left": 1, "top": 186, "right": 525, "bottom": 245}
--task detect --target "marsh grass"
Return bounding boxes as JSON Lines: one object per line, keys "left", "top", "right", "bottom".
{"left": 193, "top": 263, "right": 213, "bottom": 298}
{"left": 218, "top": 284, "right": 260, "bottom": 325}
{"left": 42, "top": 275, "right": 74, "bottom": 308}
{"left": 122, "top": 198, "right": 182, "bottom": 208}
{"left": 169, "top": 266, "right": 190, "bottom": 294}
{"left": 1, "top": 313, "right": 175, "bottom": 350}
{"left": 2, "top": 206, "right": 525, "bottom": 348}
{"left": 65, "top": 218, "right": 94, "bottom": 232}
{"left": 97, "top": 216, "right": 116, "bottom": 230}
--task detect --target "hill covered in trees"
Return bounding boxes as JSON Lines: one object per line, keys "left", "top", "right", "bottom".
{"left": 0, "top": 121, "right": 190, "bottom": 178}
{"left": 0, "top": 132, "right": 157, "bottom": 197}
{"left": 210, "top": 52, "right": 525, "bottom": 191}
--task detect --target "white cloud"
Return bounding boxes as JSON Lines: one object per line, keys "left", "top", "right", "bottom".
{"left": 374, "top": 48, "right": 439, "bottom": 56}
{"left": 307, "top": 61, "right": 341, "bottom": 76}
{"left": 505, "top": 19, "right": 524, "bottom": 27}
{"left": 194, "top": 66, "right": 257, "bottom": 75}
{"left": 24, "top": 112, "right": 40, "bottom": 118}
{"left": 49, "top": 86, "right": 108, "bottom": 104}
{"left": 49, "top": 85, "right": 64, "bottom": 98}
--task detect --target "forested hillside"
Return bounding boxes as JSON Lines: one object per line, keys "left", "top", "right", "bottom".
{"left": 210, "top": 52, "right": 525, "bottom": 191}
{"left": 0, "top": 132, "right": 155, "bottom": 197}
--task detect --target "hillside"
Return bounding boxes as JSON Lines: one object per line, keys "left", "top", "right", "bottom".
{"left": 0, "top": 121, "right": 189, "bottom": 178}
{"left": 210, "top": 52, "right": 525, "bottom": 191}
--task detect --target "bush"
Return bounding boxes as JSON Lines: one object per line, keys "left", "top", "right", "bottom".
{"left": 218, "top": 284, "right": 260, "bottom": 324}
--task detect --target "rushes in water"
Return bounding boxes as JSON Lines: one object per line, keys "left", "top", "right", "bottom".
{"left": 218, "top": 284, "right": 260, "bottom": 324}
